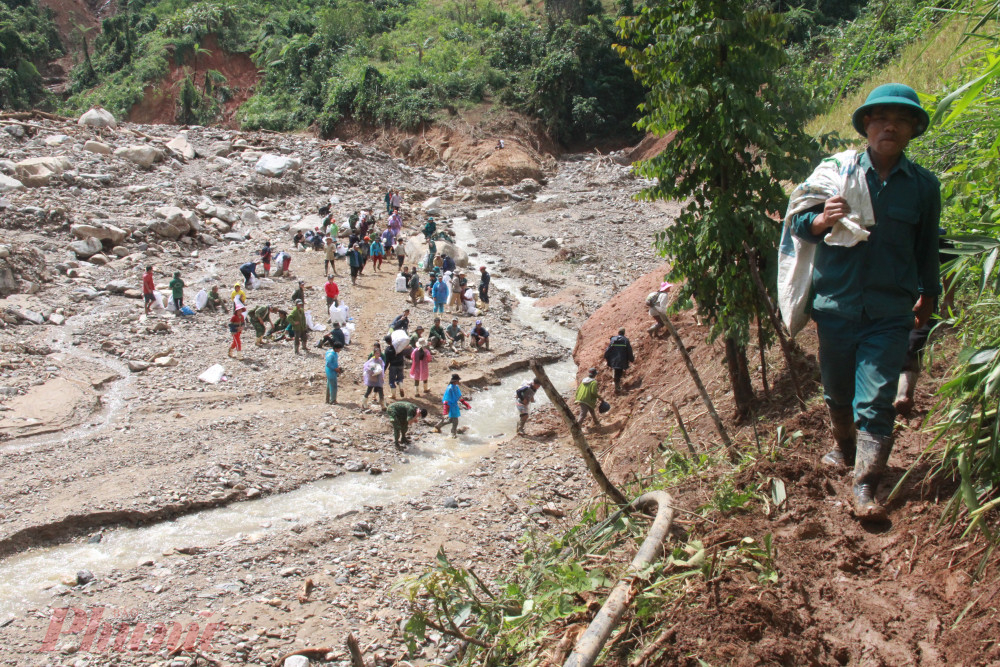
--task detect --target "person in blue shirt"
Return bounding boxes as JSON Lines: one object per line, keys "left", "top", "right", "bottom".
{"left": 325, "top": 341, "right": 343, "bottom": 405}
{"left": 789, "top": 83, "right": 940, "bottom": 520}
{"left": 431, "top": 275, "right": 449, "bottom": 314}
{"left": 435, "top": 374, "right": 465, "bottom": 436}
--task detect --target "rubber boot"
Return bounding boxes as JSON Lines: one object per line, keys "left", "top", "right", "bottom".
{"left": 256, "top": 336, "right": 264, "bottom": 346}
{"left": 821, "top": 407, "right": 857, "bottom": 467}
{"left": 414, "top": 382, "right": 420, "bottom": 396}
{"left": 227, "top": 348, "right": 235, "bottom": 358}
{"left": 379, "top": 395, "right": 386, "bottom": 410}
{"left": 894, "top": 370, "right": 919, "bottom": 415}
{"left": 423, "top": 381, "right": 429, "bottom": 395}
{"left": 399, "top": 385, "right": 405, "bottom": 398}
{"left": 647, "top": 322, "right": 663, "bottom": 335}
{"left": 853, "top": 431, "right": 891, "bottom": 520}
{"left": 390, "top": 386, "right": 397, "bottom": 400}
{"left": 361, "top": 396, "right": 368, "bottom": 410}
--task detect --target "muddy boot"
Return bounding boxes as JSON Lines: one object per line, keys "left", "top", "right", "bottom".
{"left": 853, "top": 431, "right": 891, "bottom": 520}
{"left": 516, "top": 415, "right": 527, "bottom": 435}
{"left": 821, "top": 407, "right": 857, "bottom": 467}
{"left": 414, "top": 382, "right": 420, "bottom": 396}
{"left": 390, "top": 386, "right": 397, "bottom": 400}
{"left": 399, "top": 385, "right": 405, "bottom": 398}
{"left": 361, "top": 397, "right": 368, "bottom": 410}
{"left": 647, "top": 322, "right": 663, "bottom": 335}
{"left": 379, "top": 396, "right": 386, "bottom": 410}
{"left": 423, "top": 381, "right": 429, "bottom": 395}
{"left": 256, "top": 336, "right": 264, "bottom": 345}
{"left": 228, "top": 348, "right": 235, "bottom": 358}
{"left": 894, "top": 370, "right": 918, "bottom": 415}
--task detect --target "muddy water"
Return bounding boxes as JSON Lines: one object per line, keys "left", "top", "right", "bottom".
{"left": 0, "top": 214, "right": 578, "bottom": 618}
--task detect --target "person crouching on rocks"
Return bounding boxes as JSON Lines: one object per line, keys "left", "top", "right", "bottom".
{"left": 387, "top": 401, "right": 427, "bottom": 449}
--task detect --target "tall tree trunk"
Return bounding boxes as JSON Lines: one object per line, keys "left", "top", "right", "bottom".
{"left": 725, "top": 336, "right": 753, "bottom": 419}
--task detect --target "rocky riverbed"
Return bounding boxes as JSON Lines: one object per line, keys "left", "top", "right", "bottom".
{"left": 0, "top": 114, "right": 670, "bottom": 666}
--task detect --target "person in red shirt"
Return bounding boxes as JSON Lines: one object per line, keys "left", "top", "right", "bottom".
{"left": 324, "top": 275, "right": 340, "bottom": 308}
{"left": 142, "top": 265, "right": 156, "bottom": 315}
{"left": 229, "top": 306, "right": 245, "bottom": 359}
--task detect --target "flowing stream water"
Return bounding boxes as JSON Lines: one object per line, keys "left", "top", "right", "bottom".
{"left": 0, "top": 210, "right": 579, "bottom": 619}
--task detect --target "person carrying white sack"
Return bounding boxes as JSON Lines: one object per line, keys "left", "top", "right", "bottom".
{"left": 646, "top": 281, "right": 674, "bottom": 335}
{"left": 780, "top": 83, "right": 940, "bottom": 520}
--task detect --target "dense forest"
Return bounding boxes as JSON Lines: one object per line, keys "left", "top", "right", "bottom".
{"left": 1, "top": 0, "right": 934, "bottom": 143}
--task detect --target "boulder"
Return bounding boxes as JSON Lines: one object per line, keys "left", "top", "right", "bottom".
{"left": 127, "top": 360, "right": 150, "bottom": 373}
{"left": 403, "top": 236, "right": 468, "bottom": 267}
{"left": 255, "top": 154, "right": 300, "bottom": 177}
{"left": 48, "top": 312, "right": 65, "bottom": 325}
{"left": 0, "top": 174, "right": 24, "bottom": 193}
{"left": 206, "top": 141, "right": 233, "bottom": 157}
{"left": 421, "top": 196, "right": 443, "bottom": 215}
{"left": 44, "top": 134, "right": 70, "bottom": 146}
{"left": 165, "top": 133, "right": 196, "bottom": 160}
{"left": 83, "top": 140, "right": 113, "bottom": 156}
{"left": 0, "top": 160, "right": 15, "bottom": 174}
{"left": 290, "top": 214, "right": 324, "bottom": 234}
{"left": 541, "top": 237, "right": 560, "bottom": 249}
{"left": 223, "top": 232, "right": 248, "bottom": 242}
{"left": 104, "top": 280, "right": 133, "bottom": 294}
{"left": 69, "top": 238, "right": 103, "bottom": 259}
{"left": 78, "top": 107, "right": 117, "bottom": 130}
{"left": 153, "top": 207, "right": 198, "bottom": 238}
{"left": 88, "top": 253, "right": 110, "bottom": 266}
{"left": 115, "top": 145, "right": 163, "bottom": 168}
{"left": 14, "top": 157, "right": 72, "bottom": 188}
{"left": 457, "top": 175, "right": 476, "bottom": 187}
{"left": 71, "top": 222, "right": 127, "bottom": 245}
{"left": 213, "top": 206, "right": 238, "bottom": 224}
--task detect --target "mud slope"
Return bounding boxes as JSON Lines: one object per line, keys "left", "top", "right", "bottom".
{"left": 572, "top": 268, "right": 997, "bottom": 665}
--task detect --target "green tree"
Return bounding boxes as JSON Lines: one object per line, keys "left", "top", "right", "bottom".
{"left": 616, "top": 0, "right": 820, "bottom": 417}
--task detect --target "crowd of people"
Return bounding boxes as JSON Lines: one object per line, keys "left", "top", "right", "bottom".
{"left": 139, "top": 183, "right": 651, "bottom": 457}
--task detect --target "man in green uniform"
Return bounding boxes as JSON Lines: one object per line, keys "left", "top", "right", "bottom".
{"left": 250, "top": 304, "right": 275, "bottom": 345}
{"left": 386, "top": 401, "right": 428, "bottom": 448}
{"left": 789, "top": 83, "right": 940, "bottom": 519}
{"left": 288, "top": 299, "right": 309, "bottom": 354}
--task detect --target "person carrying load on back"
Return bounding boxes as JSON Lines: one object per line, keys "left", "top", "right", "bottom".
{"left": 515, "top": 378, "right": 541, "bottom": 435}
{"left": 646, "top": 281, "right": 674, "bottom": 335}
{"left": 783, "top": 83, "right": 939, "bottom": 520}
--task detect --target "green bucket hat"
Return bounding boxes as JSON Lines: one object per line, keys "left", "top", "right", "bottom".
{"left": 851, "top": 83, "right": 929, "bottom": 138}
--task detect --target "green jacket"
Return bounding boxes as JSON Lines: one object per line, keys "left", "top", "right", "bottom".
{"left": 287, "top": 307, "right": 306, "bottom": 333}
{"left": 387, "top": 401, "right": 418, "bottom": 424}
{"left": 575, "top": 378, "right": 600, "bottom": 408}
{"left": 791, "top": 150, "right": 940, "bottom": 321}
{"left": 169, "top": 278, "right": 184, "bottom": 299}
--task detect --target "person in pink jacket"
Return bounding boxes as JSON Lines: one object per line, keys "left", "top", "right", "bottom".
{"left": 409, "top": 339, "right": 432, "bottom": 396}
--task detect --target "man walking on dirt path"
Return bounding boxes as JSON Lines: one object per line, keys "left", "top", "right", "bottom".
{"left": 288, "top": 299, "right": 310, "bottom": 354}
{"left": 325, "top": 340, "right": 343, "bottom": 404}
{"left": 515, "top": 378, "right": 541, "bottom": 435}
{"left": 575, "top": 368, "right": 603, "bottom": 428}
{"left": 142, "top": 265, "right": 156, "bottom": 315}
{"left": 347, "top": 244, "right": 363, "bottom": 286}
{"left": 324, "top": 237, "right": 339, "bottom": 276}
{"left": 787, "top": 83, "right": 940, "bottom": 520}
{"left": 604, "top": 328, "right": 635, "bottom": 394}
{"left": 383, "top": 334, "right": 406, "bottom": 399}
{"left": 387, "top": 401, "right": 427, "bottom": 448}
